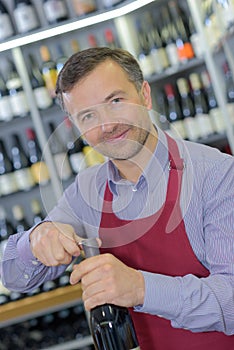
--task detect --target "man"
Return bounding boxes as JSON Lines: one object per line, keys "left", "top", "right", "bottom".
{"left": 1, "top": 47, "right": 234, "bottom": 349}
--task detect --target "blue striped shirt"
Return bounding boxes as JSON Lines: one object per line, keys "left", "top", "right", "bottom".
{"left": 1, "top": 128, "right": 234, "bottom": 334}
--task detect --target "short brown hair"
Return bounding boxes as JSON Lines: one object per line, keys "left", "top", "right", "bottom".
{"left": 55, "top": 47, "right": 144, "bottom": 112}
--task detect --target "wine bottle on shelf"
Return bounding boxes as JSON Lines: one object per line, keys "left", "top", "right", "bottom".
{"left": 30, "top": 198, "right": 44, "bottom": 225}
{"left": 147, "top": 12, "right": 169, "bottom": 74}
{"left": 71, "top": 0, "right": 97, "bottom": 16}
{"left": 0, "top": 1, "right": 15, "bottom": 41}
{"left": 70, "top": 39, "right": 80, "bottom": 54}
{"left": 215, "top": 0, "right": 234, "bottom": 31}
{"left": 176, "top": 77, "right": 200, "bottom": 141}
{"left": 25, "top": 128, "right": 50, "bottom": 185}
{"left": 0, "top": 138, "right": 18, "bottom": 196}
{"left": 188, "top": 15, "right": 203, "bottom": 59}
{"left": 222, "top": 61, "right": 234, "bottom": 125}
{"left": 202, "top": 0, "right": 221, "bottom": 49}
{"left": 10, "top": 133, "right": 36, "bottom": 191}
{"left": 28, "top": 54, "right": 53, "bottom": 110}
{"left": 64, "top": 117, "right": 86, "bottom": 174}
{"left": 42, "top": 0, "right": 68, "bottom": 24}
{"left": 40, "top": 45, "right": 58, "bottom": 100}
{"left": 81, "top": 238, "right": 141, "bottom": 350}
{"left": 135, "top": 18, "right": 155, "bottom": 78}
{"left": 0, "top": 206, "right": 14, "bottom": 260}
{"left": 104, "top": 28, "right": 118, "bottom": 49}
{"left": 164, "top": 83, "right": 187, "bottom": 139}
{"left": 0, "top": 280, "right": 10, "bottom": 305}
{"left": 160, "top": 5, "right": 180, "bottom": 68}
{"left": 48, "top": 122, "right": 73, "bottom": 181}
{"left": 13, "top": 0, "right": 40, "bottom": 34}
{"left": 168, "top": 1, "right": 194, "bottom": 63}
{"left": 12, "top": 204, "right": 30, "bottom": 233}
{"left": 189, "top": 72, "right": 214, "bottom": 138}
{"left": 55, "top": 44, "right": 68, "bottom": 74}
{"left": 88, "top": 33, "right": 99, "bottom": 48}
{"left": 5, "top": 60, "right": 30, "bottom": 118}
{"left": 0, "top": 73, "right": 13, "bottom": 122}
{"left": 200, "top": 70, "right": 226, "bottom": 133}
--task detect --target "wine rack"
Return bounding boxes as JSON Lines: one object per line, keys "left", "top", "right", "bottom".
{"left": 0, "top": 0, "right": 234, "bottom": 349}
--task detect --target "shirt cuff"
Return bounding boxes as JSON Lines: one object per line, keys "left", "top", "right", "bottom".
{"left": 134, "top": 270, "right": 182, "bottom": 320}
{"left": 17, "top": 226, "right": 41, "bottom": 265}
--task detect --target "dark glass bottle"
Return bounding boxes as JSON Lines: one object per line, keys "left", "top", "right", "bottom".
{"left": 42, "top": 0, "right": 68, "bottom": 25}
{"left": 0, "top": 138, "right": 18, "bottom": 196}
{"left": 81, "top": 238, "right": 141, "bottom": 350}
{"left": 0, "top": 206, "right": 14, "bottom": 262}
{"left": 13, "top": 0, "right": 39, "bottom": 34}
{"left": 10, "top": 133, "right": 35, "bottom": 191}
{"left": 189, "top": 72, "right": 214, "bottom": 138}
{"left": 164, "top": 83, "right": 187, "bottom": 139}
{"left": 0, "top": 73, "right": 13, "bottom": 122}
{"left": 40, "top": 45, "right": 58, "bottom": 100}
{"left": 30, "top": 198, "right": 44, "bottom": 225}
{"left": 0, "top": 1, "right": 15, "bottom": 41}
{"left": 25, "top": 128, "right": 50, "bottom": 185}
{"left": 176, "top": 77, "right": 200, "bottom": 141}
{"left": 6, "top": 61, "right": 30, "bottom": 118}
{"left": 55, "top": 44, "right": 68, "bottom": 74}
{"left": 12, "top": 204, "right": 30, "bottom": 233}
{"left": 28, "top": 54, "right": 53, "bottom": 110}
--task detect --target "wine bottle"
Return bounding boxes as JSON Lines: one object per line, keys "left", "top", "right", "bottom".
{"left": 28, "top": 54, "right": 53, "bottom": 110}
{"left": 176, "top": 77, "right": 201, "bottom": 141}
{"left": 146, "top": 12, "right": 169, "bottom": 74}
{"left": 0, "top": 206, "right": 14, "bottom": 261}
{"left": 13, "top": 0, "right": 40, "bottom": 34}
{"left": 71, "top": 0, "right": 97, "bottom": 16}
{"left": 55, "top": 44, "right": 68, "bottom": 74}
{"left": 40, "top": 45, "right": 58, "bottom": 100}
{"left": 42, "top": 0, "right": 68, "bottom": 25}
{"left": 102, "top": 0, "right": 124, "bottom": 8}
{"left": 48, "top": 122, "right": 72, "bottom": 181}
{"left": 104, "top": 28, "right": 118, "bottom": 49}
{"left": 25, "top": 128, "right": 50, "bottom": 185}
{"left": 223, "top": 61, "right": 234, "bottom": 125}
{"left": 12, "top": 204, "right": 30, "bottom": 233}
{"left": 189, "top": 72, "right": 214, "bottom": 138}
{"left": 10, "top": 133, "right": 36, "bottom": 191}
{"left": 0, "top": 138, "right": 18, "bottom": 196}
{"left": 0, "top": 1, "right": 15, "bottom": 41}
{"left": 164, "top": 83, "right": 187, "bottom": 139}
{"left": 81, "top": 238, "right": 141, "bottom": 350}
{"left": 0, "top": 73, "right": 13, "bottom": 122}
{"left": 64, "top": 117, "right": 86, "bottom": 174}
{"left": 203, "top": 0, "right": 221, "bottom": 49}
{"left": 0, "top": 280, "right": 10, "bottom": 305}
{"left": 168, "top": 1, "right": 194, "bottom": 63}
{"left": 88, "top": 33, "right": 99, "bottom": 48}
{"left": 6, "top": 60, "right": 30, "bottom": 118}
{"left": 188, "top": 15, "right": 203, "bottom": 58}
{"left": 30, "top": 198, "right": 44, "bottom": 225}
{"left": 216, "top": 0, "right": 234, "bottom": 30}
{"left": 200, "top": 70, "right": 226, "bottom": 133}
{"left": 160, "top": 5, "right": 180, "bottom": 68}
{"left": 135, "top": 18, "right": 155, "bottom": 78}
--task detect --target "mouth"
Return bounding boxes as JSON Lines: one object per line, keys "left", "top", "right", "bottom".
{"left": 103, "top": 128, "right": 131, "bottom": 144}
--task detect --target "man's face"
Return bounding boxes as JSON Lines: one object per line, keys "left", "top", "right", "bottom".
{"left": 63, "top": 60, "right": 152, "bottom": 160}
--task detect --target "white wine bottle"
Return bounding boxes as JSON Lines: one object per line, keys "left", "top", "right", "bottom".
{"left": 81, "top": 238, "right": 141, "bottom": 350}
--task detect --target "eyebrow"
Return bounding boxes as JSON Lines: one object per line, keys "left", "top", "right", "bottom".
{"left": 74, "top": 90, "right": 127, "bottom": 120}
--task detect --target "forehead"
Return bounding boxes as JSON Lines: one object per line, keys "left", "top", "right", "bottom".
{"left": 63, "top": 60, "right": 136, "bottom": 111}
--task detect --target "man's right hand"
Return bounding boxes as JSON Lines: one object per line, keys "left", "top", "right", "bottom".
{"left": 29, "top": 222, "right": 82, "bottom": 266}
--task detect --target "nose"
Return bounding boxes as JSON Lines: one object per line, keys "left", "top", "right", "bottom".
{"left": 99, "top": 107, "right": 117, "bottom": 133}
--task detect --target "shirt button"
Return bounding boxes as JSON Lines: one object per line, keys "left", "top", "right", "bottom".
{"left": 32, "top": 260, "right": 38, "bottom": 265}
{"left": 24, "top": 274, "right": 29, "bottom": 279}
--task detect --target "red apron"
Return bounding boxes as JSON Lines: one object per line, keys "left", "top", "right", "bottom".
{"left": 99, "top": 133, "right": 234, "bottom": 349}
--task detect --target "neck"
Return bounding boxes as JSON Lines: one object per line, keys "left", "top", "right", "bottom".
{"left": 112, "top": 126, "right": 158, "bottom": 183}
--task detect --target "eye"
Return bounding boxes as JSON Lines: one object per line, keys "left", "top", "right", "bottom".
{"left": 111, "top": 97, "right": 122, "bottom": 104}
{"left": 80, "top": 111, "right": 96, "bottom": 123}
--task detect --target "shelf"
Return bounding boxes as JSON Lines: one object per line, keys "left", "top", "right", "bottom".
{"left": 0, "top": 0, "right": 155, "bottom": 52}
{"left": 0, "top": 283, "right": 83, "bottom": 328}
{"left": 42, "top": 336, "right": 93, "bottom": 350}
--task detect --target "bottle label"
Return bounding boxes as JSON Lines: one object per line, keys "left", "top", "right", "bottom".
{"left": 9, "top": 91, "right": 29, "bottom": 117}
{"left": 150, "top": 49, "right": 163, "bottom": 74}
{"left": 227, "top": 103, "right": 234, "bottom": 125}
{"left": 0, "top": 173, "right": 18, "bottom": 196}
{"left": 158, "top": 48, "right": 169, "bottom": 69}
{"left": 195, "top": 113, "right": 214, "bottom": 138}
{"left": 184, "top": 117, "right": 200, "bottom": 141}
{"left": 43, "top": 0, "right": 67, "bottom": 22}
{"left": 69, "top": 152, "right": 87, "bottom": 173}
{"left": 43, "top": 70, "right": 57, "bottom": 99}
{"left": 138, "top": 54, "right": 155, "bottom": 78}
{"left": 72, "top": 0, "right": 97, "bottom": 15}
{"left": 209, "top": 108, "right": 225, "bottom": 133}
{"left": 166, "top": 43, "right": 180, "bottom": 67}
{"left": 14, "top": 168, "right": 35, "bottom": 191}
{"left": 54, "top": 153, "right": 72, "bottom": 181}
{"left": 0, "top": 14, "right": 14, "bottom": 41}
{"left": 0, "top": 96, "right": 13, "bottom": 121}
{"left": 31, "top": 161, "right": 50, "bottom": 185}
{"left": 170, "top": 120, "right": 187, "bottom": 139}
{"left": 33, "top": 87, "right": 53, "bottom": 110}
{"left": 14, "top": 6, "right": 39, "bottom": 33}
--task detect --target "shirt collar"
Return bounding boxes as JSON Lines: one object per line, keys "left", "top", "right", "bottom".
{"left": 106, "top": 126, "right": 169, "bottom": 195}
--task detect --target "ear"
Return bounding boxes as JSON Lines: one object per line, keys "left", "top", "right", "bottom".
{"left": 141, "top": 81, "right": 152, "bottom": 110}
